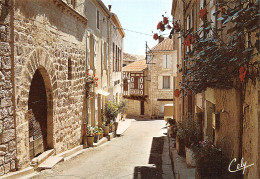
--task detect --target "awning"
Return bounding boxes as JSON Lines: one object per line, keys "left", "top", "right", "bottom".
{"left": 96, "top": 89, "right": 110, "bottom": 96}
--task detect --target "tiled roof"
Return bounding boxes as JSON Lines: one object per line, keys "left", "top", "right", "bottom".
{"left": 150, "top": 38, "right": 173, "bottom": 52}
{"left": 122, "top": 60, "right": 147, "bottom": 72}
{"left": 123, "top": 52, "right": 145, "bottom": 62}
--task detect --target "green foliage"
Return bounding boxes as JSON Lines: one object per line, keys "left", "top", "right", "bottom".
{"left": 192, "top": 140, "right": 227, "bottom": 178}
{"left": 176, "top": 117, "right": 202, "bottom": 147}
{"left": 103, "top": 101, "right": 119, "bottom": 125}
{"left": 118, "top": 100, "right": 128, "bottom": 114}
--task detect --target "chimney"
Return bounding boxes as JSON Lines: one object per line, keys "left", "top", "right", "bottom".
{"left": 159, "top": 36, "right": 164, "bottom": 44}
{"left": 108, "top": 5, "right": 112, "bottom": 12}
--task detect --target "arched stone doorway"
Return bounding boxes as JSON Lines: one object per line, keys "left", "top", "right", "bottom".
{"left": 28, "top": 67, "right": 53, "bottom": 159}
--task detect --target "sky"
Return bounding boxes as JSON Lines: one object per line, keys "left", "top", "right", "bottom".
{"left": 102, "top": 0, "right": 172, "bottom": 55}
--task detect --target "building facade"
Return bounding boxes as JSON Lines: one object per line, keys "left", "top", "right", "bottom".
{"left": 171, "top": 0, "right": 259, "bottom": 178}
{"left": 0, "top": 0, "right": 124, "bottom": 176}
{"left": 147, "top": 38, "right": 176, "bottom": 118}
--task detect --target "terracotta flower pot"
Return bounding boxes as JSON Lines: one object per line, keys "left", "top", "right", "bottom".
{"left": 87, "top": 136, "right": 94, "bottom": 147}
{"left": 103, "top": 126, "right": 109, "bottom": 136}
{"left": 100, "top": 133, "right": 103, "bottom": 139}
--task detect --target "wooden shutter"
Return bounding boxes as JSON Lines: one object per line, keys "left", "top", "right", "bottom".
{"left": 158, "top": 76, "right": 163, "bottom": 89}
{"left": 170, "top": 76, "right": 173, "bottom": 89}
{"left": 163, "top": 55, "right": 167, "bottom": 68}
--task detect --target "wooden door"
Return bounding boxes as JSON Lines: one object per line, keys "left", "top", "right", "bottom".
{"left": 141, "top": 101, "right": 144, "bottom": 115}
{"left": 28, "top": 69, "right": 47, "bottom": 159}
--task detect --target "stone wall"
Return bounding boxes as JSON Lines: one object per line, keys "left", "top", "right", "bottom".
{"left": 149, "top": 52, "right": 174, "bottom": 117}
{"left": 13, "top": 0, "right": 87, "bottom": 169}
{"left": 0, "top": 0, "right": 16, "bottom": 175}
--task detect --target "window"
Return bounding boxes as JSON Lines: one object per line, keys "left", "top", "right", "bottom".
{"left": 163, "top": 76, "right": 170, "bottom": 89}
{"left": 68, "top": 57, "right": 72, "bottom": 80}
{"left": 134, "top": 77, "right": 139, "bottom": 89}
{"left": 123, "top": 78, "right": 128, "bottom": 91}
{"left": 113, "top": 43, "right": 115, "bottom": 71}
{"left": 163, "top": 55, "right": 171, "bottom": 68}
{"left": 97, "top": 10, "right": 100, "bottom": 29}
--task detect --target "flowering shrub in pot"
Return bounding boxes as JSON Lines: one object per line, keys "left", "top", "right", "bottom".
{"left": 192, "top": 140, "right": 226, "bottom": 178}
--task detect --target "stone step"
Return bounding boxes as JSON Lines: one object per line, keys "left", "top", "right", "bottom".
{"left": 30, "top": 149, "right": 54, "bottom": 167}
{"left": 38, "top": 156, "right": 64, "bottom": 170}
{"left": 57, "top": 145, "right": 83, "bottom": 159}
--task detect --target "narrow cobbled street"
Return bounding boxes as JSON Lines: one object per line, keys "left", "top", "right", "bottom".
{"left": 31, "top": 119, "right": 173, "bottom": 179}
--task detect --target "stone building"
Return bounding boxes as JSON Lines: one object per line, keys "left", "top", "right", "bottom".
{"left": 146, "top": 38, "right": 176, "bottom": 118}
{"left": 171, "top": 0, "right": 259, "bottom": 178}
{"left": 0, "top": 0, "right": 124, "bottom": 176}
{"left": 122, "top": 60, "right": 149, "bottom": 117}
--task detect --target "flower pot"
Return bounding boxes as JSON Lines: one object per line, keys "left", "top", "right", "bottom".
{"left": 83, "top": 135, "right": 88, "bottom": 149}
{"left": 100, "top": 133, "right": 103, "bottom": 139}
{"left": 94, "top": 134, "right": 99, "bottom": 143}
{"left": 185, "top": 147, "right": 196, "bottom": 167}
{"left": 114, "top": 122, "right": 118, "bottom": 132}
{"left": 122, "top": 113, "right": 127, "bottom": 121}
{"left": 87, "top": 136, "right": 94, "bottom": 147}
{"left": 111, "top": 124, "right": 115, "bottom": 132}
{"left": 103, "top": 126, "right": 109, "bottom": 136}
{"left": 176, "top": 136, "right": 185, "bottom": 155}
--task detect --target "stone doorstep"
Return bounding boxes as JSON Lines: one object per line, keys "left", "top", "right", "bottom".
{"left": 37, "top": 156, "right": 64, "bottom": 170}
{"left": 31, "top": 149, "right": 54, "bottom": 166}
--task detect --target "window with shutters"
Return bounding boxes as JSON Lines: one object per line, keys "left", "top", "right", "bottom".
{"left": 163, "top": 54, "right": 171, "bottom": 68}
{"left": 163, "top": 76, "right": 170, "bottom": 89}
{"left": 113, "top": 43, "right": 115, "bottom": 71}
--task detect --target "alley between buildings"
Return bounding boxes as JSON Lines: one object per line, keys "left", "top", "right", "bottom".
{"left": 30, "top": 119, "right": 173, "bottom": 179}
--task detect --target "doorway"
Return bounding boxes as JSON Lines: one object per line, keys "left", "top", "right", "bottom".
{"left": 141, "top": 101, "right": 144, "bottom": 115}
{"left": 28, "top": 69, "right": 48, "bottom": 159}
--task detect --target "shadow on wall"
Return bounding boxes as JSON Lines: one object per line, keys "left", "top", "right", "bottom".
{"left": 15, "top": 0, "right": 86, "bottom": 41}
{"left": 133, "top": 136, "right": 164, "bottom": 179}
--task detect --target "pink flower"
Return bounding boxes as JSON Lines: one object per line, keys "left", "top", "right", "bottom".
{"left": 201, "top": 154, "right": 204, "bottom": 158}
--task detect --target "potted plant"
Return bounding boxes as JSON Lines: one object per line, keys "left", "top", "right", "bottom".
{"left": 118, "top": 100, "right": 128, "bottom": 121}
{"left": 102, "top": 121, "right": 109, "bottom": 136}
{"left": 93, "top": 126, "right": 100, "bottom": 143}
{"left": 176, "top": 121, "right": 185, "bottom": 156}
{"left": 98, "top": 127, "right": 103, "bottom": 139}
{"left": 193, "top": 140, "right": 225, "bottom": 178}
{"left": 179, "top": 117, "right": 201, "bottom": 167}
{"left": 86, "top": 125, "right": 94, "bottom": 147}
{"left": 104, "top": 101, "right": 118, "bottom": 133}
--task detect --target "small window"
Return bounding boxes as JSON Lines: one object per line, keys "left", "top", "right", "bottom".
{"left": 68, "top": 57, "right": 72, "bottom": 80}
{"left": 97, "top": 10, "right": 100, "bottom": 29}
{"left": 163, "top": 55, "right": 171, "bottom": 68}
{"left": 134, "top": 77, "right": 139, "bottom": 89}
{"left": 163, "top": 76, "right": 170, "bottom": 89}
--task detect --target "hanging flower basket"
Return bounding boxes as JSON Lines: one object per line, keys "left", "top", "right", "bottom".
{"left": 86, "top": 73, "right": 98, "bottom": 99}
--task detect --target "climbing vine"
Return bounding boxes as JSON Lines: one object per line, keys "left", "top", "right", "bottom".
{"left": 154, "top": 0, "right": 260, "bottom": 95}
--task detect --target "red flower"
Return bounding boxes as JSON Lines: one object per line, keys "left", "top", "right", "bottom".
{"left": 167, "top": 25, "right": 172, "bottom": 29}
{"left": 163, "top": 17, "right": 168, "bottom": 24}
{"left": 174, "top": 89, "right": 180, "bottom": 98}
{"left": 196, "top": 50, "right": 200, "bottom": 54}
{"left": 184, "top": 35, "right": 194, "bottom": 47}
{"left": 239, "top": 66, "right": 247, "bottom": 82}
{"left": 201, "top": 154, "right": 204, "bottom": 158}
{"left": 199, "top": 8, "right": 207, "bottom": 19}
{"left": 96, "top": 83, "right": 98, "bottom": 87}
{"left": 93, "top": 74, "right": 96, "bottom": 77}
{"left": 157, "top": 21, "right": 163, "bottom": 30}
{"left": 188, "top": 90, "right": 192, "bottom": 95}
{"left": 153, "top": 33, "right": 159, "bottom": 40}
